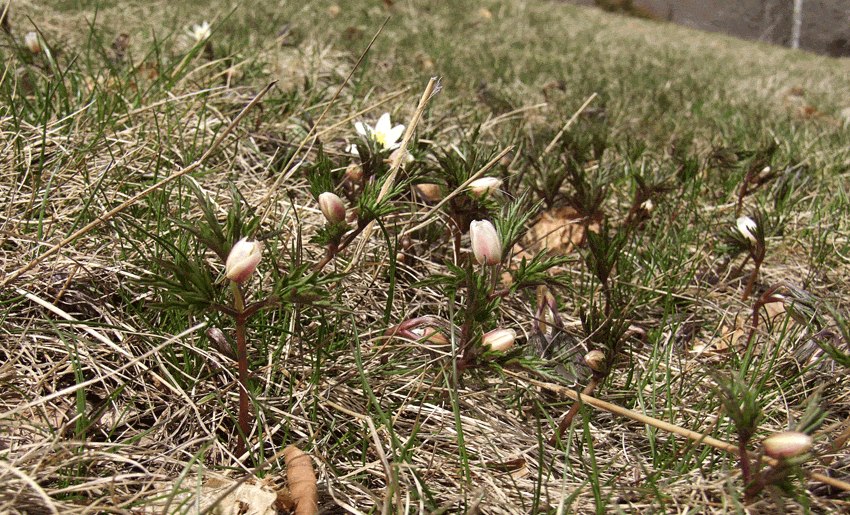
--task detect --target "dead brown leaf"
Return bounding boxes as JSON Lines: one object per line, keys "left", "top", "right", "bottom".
{"left": 517, "top": 206, "right": 598, "bottom": 258}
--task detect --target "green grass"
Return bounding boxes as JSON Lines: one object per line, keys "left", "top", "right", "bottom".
{"left": 1, "top": 0, "right": 850, "bottom": 513}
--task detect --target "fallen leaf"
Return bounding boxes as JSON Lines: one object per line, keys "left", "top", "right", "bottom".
{"left": 519, "top": 206, "right": 597, "bottom": 257}
{"left": 141, "top": 477, "right": 279, "bottom": 515}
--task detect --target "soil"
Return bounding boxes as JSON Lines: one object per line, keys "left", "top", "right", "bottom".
{"left": 564, "top": 0, "right": 850, "bottom": 57}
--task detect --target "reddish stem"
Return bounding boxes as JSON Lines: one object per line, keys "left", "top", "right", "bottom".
{"left": 312, "top": 222, "right": 368, "bottom": 273}
{"left": 235, "top": 314, "right": 249, "bottom": 457}
{"left": 739, "top": 438, "right": 753, "bottom": 499}
{"left": 741, "top": 260, "right": 761, "bottom": 301}
{"left": 230, "top": 281, "right": 250, "bottom": 458}
{"left": 550, "top": 376, "right": 602, "bottom": 446}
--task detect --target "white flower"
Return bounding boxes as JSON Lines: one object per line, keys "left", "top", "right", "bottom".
{"left": 736, "top": 216, "right": 758, "bottom": 244}
{"left": 470, "top": 220, "right": 501, "bottom": 266}
{"left": 24, "top": 32, "right": 40, "bottom": 54}
{"left": 225, "top": 238, "right": 263, "bottom": 283}
{"left": 482, "top": 328, "right": 516, "bottom": 353}
{"left": 468, "top": 177, "right": 503, "bottom": 198}
{"left": 187, "top": 21, "right": 211, "bottom": 43}
{"left": 763, "top": 431, "right": 813, "bottom": 460}
{"left": 352, "top": 112, "right": 404, "bottom": 152}
{"left": 318, "top": 192, "right": 346, "bottom": 224}
{"left": 584, "top": 350, "right": 606, "bottom": 372}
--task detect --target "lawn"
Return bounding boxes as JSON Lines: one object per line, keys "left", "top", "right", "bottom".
{"left": 1, "top": 0, "right": 850, "bottom": 513}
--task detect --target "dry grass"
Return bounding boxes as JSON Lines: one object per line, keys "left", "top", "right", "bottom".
{"left": 1, "top": 0, "right": 850, "bottom": 514}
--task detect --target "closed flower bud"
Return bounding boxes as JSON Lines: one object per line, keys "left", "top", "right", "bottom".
{"left": 225, "top": 238, "right": 263, "bottom": 283}
{"left": 470, "top": 220, "right": 501, "bottom": 266}
{"left": 319, "top": 192, "right": 346, "bottom": 224}
{"left": 413, "top": 327, "right": 449, "bottom": 345}
{"left": 763, "top": 431, "right": 812, "bottom": 460}
{"left": 584, "top": 350, "right": 606, "bottom": 372}
{"left": 24, "top": 31, "right": 40, "bottom": 53}
{"left": 345, "top": 163, "right": 363, "bottom": 183}
{"left": 736, "top": 216, "right": 758, "bottom": 245}
{"left": 468, "top": 177, "right": 502, "bottom": 198}
{"left": 482, "top": 328, "right": 516, "bottom": 352}
{"left": 416, "top": 183, "right": 443, "bottom": 203}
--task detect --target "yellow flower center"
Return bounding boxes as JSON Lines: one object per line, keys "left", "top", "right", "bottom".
{"left": 372, "top": 130, "right": 387, "bottom": 147}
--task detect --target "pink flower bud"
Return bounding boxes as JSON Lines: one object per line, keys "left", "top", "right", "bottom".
{"left": 345, "top": 163, "right": 363, "bottom": 183}
{"left": 763, "top": 431, "right": 812, "bottom": 460}
{"left": 470, "top": 220, "right": 501, "bottom": 266}
{"left": 225, "top": 238, "right": 262, "bottom": 283}
{"left": 468, "top": 177, "right": 502, "bottom": 198}
{"left": 482, "top": 328, "right": 516, "bottom": 352}
{"left": 584, "top": 350, "right": 606, "bottom": 372}
{"left": 413, "top": 327, "right": 449, "bottom": 345}
{"left": 319, "top": 192, "right": 346, "bottom": 224}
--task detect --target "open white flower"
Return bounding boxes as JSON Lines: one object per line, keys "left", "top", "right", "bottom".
{"left": 187, "top": 21, "right": 211, "bottom": 43}
{"left": 351, "top": 112, "right": 404, "bottom": 152}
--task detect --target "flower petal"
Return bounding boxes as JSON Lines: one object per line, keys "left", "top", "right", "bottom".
{"left": 385, "top": 124, "right": 405, "bottom": 146}
{"left": 354, "top": 121, "right": 368, "bottom": 136}
{"left": 375, "top": 113, "right": 392, "bottom": 134}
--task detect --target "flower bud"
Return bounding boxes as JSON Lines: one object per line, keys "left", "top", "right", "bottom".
{"left": 414, "top": 327, "right": 449, "bottom": 345}
{"left": 319, "top": 192, "right": 346, "bottom": 224}
{"left": 736, "top": 216, "right": 758, "bottom": 245}
{"left": 468, "top": 177, "right": 502, "bottom": 198}
{"left": 763, "top": 431, "right": 812, "bottom": 460}
{"left": 482, "top": 328, "right": 516, "bottom": 352}
{"left": 24, "top": 32, "right": 40, "bottom": 54}
{"left": 344, "top": 163, "right": 363, "bottom": 183}
{"left": 416, "top": 183, "right": 443, "bottom": 203}
{"left": 225, "top": 238, "right": 263, "bottom": 283}
{"left": 584, "top": 350, "right": 606, "bottom": 373}
{"left": 470, "top": 220, "right": 501, "bottom": 266}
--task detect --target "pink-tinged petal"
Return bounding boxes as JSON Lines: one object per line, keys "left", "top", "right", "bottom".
{"left": 584, "top": 350, "right": 606, "bottom": 372}
{"left": 24, "top": 32, "right": 40, "bottom": 53}
{"left": 468, "top": 177, "right": 502, "bottom": 198}
{"left": 318, "top": 192, "right": 346, "bottom": 224}
{"left": 225, "top": 237, "right": 263, "bottom": 282}
{"left": 482, "top": 328, "right": 516, "bottom": 352}
{"left": 470, "top": 220, "right": 501, "bottom": 266}
{"left": 763, "top": 431, "right": 813, "bottom": 460}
